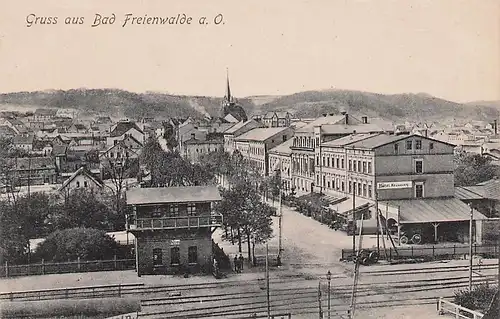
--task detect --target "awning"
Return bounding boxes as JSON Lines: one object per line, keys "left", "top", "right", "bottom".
{"left": 330, "top": 197, "right": 373, "bottom": 216}
{"left": 379, "top": 197, "right": 488, "bottom": 224}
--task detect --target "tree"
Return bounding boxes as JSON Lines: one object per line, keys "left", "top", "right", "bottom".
{"left": 215, "top": 177, "right": 274, "bottom": 262}
{"left": 162, "top": 121, "right": 178, "bottom": 150}
{"left": 33, "top": 228, "right": 120, "bottom": 262}
{"left": 51, "top": 189, "right": 122, "bottom": 231}
{"left": 454, "top": 151, "right": 499, "bottom": 186}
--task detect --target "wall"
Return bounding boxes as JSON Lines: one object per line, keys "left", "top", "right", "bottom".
{"left": 136, "top": 230, "right": 212, "bottom": 275}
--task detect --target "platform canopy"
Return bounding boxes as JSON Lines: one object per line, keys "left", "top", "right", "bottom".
{"left": 330, "top": 197, "right": 373, "bottom": 216}
{"left": 126, "top": 185, "right": 221, "bottom": 205}
{"left": 379, "top": 197, "right": 488, "bottom": 224}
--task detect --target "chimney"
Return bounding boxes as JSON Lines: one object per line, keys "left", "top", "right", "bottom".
{"left": 191, "top": 133, "right": 196, "bottom": 139}
{"left": 362, "top": 116, "right": 368, "bottom": 124}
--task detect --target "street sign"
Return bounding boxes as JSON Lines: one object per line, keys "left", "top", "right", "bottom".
{"left": 170, "top": 239, "right": 180, "bottom": 246}
{"left": 377, "top": 181, "right": 412, "bottom": 190}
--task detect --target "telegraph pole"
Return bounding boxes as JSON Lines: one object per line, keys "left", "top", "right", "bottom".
{"left": 469, "top": 204, "right": 473, "bottom": 291}
{"left": 266, "top": 243, "right": 270, "bottom": 319}
{"left": 352, "top": 181, "right": 356, "bottom": 256}
{"left": 278, "top": 188, "right": 283, "bottom": 256}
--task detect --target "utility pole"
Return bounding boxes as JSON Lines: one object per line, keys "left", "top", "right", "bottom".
{"left": 469, "top": 204, "right": 473, "bottom": 291}
{"left": 352, "top": 181, "right": 356, "bottom": 256}
{"left": 278, "top": 187, "right": 283, "bottom": 257}
{"left": 375, "top": 190, "right": 379, "bottom": 256}
{"left": 327, "top": 270, "right": 332, "bottom": 319}
{"left": 266, "top": 243, "right": 270, "bottom": 319}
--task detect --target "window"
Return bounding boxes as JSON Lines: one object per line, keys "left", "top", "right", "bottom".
{"left": 348, "top": 160, "right": 352, "bottom": 171}
{"left": 153, "top": 248, "right": 162, "bottom": 266}
{"left": 341, "top": 181, "right": 345, "bottom": 192}
{"left": 357, "top": 183, "right": 362, "bottom": 195}
{"left": 367, "top": 162, "right": 372, "bottom": 174}
{"left": 348, "top": 181, "right": 352, "bottom": 193}
{"left": 84, "top": 181, "right": 88, "bottom": 187}
{"left": 168, "top": 204, "right": 179, "bottom": 217}
{"left": 353, "top": 161, "right": 357, "bottom": 172}
{"left": 170, "top": 247, "right": 180, "bottom": 265}
{"left": 323, "top": 176, "right": 326, "bottom": 187}
{"left": 188, "top": 246, "right": 198, "bottom": 264}
{"left": 341, "top": 159, "right": 345, "bottom": 169}
{"left": 414, "top": 140, "right": 422, "bottom": 150}
{"left": 368, "top": 185, "right": 372, "bottom": 198}
{"left": 415, "top": 184, "right": 424, "bottom": 198}
{"left": 76, "top": 181, "right": 80, "bottom": 188}
{"left": 406, "top": 140, "right": 413, "bottom": 150}
{"left": 327, "top": 157, "right": 330, "bottom": 167}
{"left": 323, "top": 157, "right": 326, "bottom": 166}
{"left": 336, "top": 158, "right": 340, "bottom": 168}
{"left": 394, "top": 143, "right": 399, "bottom": 154}
{"left": 363, "top": 184, "right": 367, "bottom": 197}
{"left": 415, "top": 159, "right": 423, "bottom": 174}
{"left": 429, "top": 143, "right": 434, "bottom": 150}
{"left": 327, "top": 181, "right": 331, "bottom": 188}
{"left": 332, "top": 180, "right": 335, "bottom": 189}
{"left": 362, "top": 162, "right": 366, "bottom": 173}
{"left": 187, "top": 203, "right": 197, "bottom": 216}
{"left": 358, "top": 161, "right": 361, "bottom": 172}
{"left": 316, "top": 156, "right": 320, "bottom": 166}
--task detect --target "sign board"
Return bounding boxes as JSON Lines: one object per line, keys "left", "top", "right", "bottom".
{"left": 377, "top": 181, "right": 412, "bottom": 190}
{"left": 170, "top": 239, "right": 180, "bottom": 246}
{"left": 105, "top": 312, "right": 138, "bottom": 319}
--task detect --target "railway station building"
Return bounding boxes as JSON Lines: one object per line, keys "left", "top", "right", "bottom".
{"left": 126, "top": 186, "right": 223, "bottom": 276}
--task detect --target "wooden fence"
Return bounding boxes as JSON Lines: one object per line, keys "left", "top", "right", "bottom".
{"left": 0, "top": 283, "right": 144, "bottom": 302}
{"left": 438, "top": 298, "right": 484, "bottom": 319}
{"left": 341, "top": 243, "right": 499, "bottom": 261}
{"left": 1, "top": 257, "right": 136, "bottom": 278}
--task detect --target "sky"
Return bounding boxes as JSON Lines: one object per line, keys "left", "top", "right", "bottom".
{"left": 0, "top": 0, "right": 499, "bottom": 103}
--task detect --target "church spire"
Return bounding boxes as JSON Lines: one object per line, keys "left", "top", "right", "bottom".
{"left": 225, "top": 68, "right": 232, "bottom": 102}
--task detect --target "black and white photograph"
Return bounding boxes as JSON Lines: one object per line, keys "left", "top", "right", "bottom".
{"left": 0, "top": 0, "right": 499, "bottom": 318}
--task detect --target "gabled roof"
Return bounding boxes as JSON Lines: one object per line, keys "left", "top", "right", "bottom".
{"left": 126, "top": 186, "right": 221, "bottom": 205}
{"left": 110, "top": 121, "right": 144, "bottom": 137}
{"left": 296, "top": 115, "right": 348, "bottom": 133}
{"left": 0, "top": 125, "right": 16, "bottom": 136}
{"left": 347, "top": 134, "right": 455, "bottom": 150}
{"left": 320, "top": 123, "right": 394, "bottom": 135}
{"left": 224, "top": 119, "right": 263, "bottom": 135}
{"left": 321, "top": 133, "right": 381, "bottom": 147}
{"left": 235, "top": 127, "right": 291, "bottom": 142}
{"left": 58, "top": 167, "right": 104, "bottom": 192}
{"left": 34, "top": 108, "right": 58, "bottom": 116}
{"left": 269, "top": 138, "right": 294, "bottom": 156}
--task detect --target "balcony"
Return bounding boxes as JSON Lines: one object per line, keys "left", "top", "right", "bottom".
{"left": 128, "top": 213, "right": 223, "bottom": 231}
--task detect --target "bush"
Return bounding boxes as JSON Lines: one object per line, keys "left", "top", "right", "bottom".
{"left": 33, "top": 228, "right": 121, "bottom": 262}
{"left": 454, "top": 283, "right": 498, "bottom": 315}
{"left": 0, "top": 297, "right": 140, "bottom": 318}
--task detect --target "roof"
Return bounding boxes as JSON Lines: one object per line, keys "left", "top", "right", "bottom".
{"left": 380, "top": 197, "right": 488, "bottom": 223}
{"left": 184, "top": 137, "right": 223, "bottom": 145}
{"left": 126, "top": 186, "right": 221, "bottom": 205}
{"left": 52, "top": 145, "right": 69, "bottom": 156}
{"left": 13, "top": 134, "right": 34, "bottom": 145}
{"left": 321, "top": 133, "right": 381, "bottom": 147}
{"left": 0, "top": 125, "right": 16, "bottom": 136}
{"left": 296, "top": 115, "right": 348, "bottom": 133}
{"left": 347, "top": 134, "right": 456, "bottom": 150}
{"left": 35, "top": 108, "right": 58, "bottom": 116}
{"left": 224, "top": 119, "right": 261, "bottom": 135}
{"left": 58, "top": 167, "right": 104, "bottom": 191}
{"left": 235, "top": 127, "right": 291, "bottom": 142}
{"left": 269, "top": 138, "right": 294, "bottom": 156}
{"left": 320, "top": 123, "right": 394, "bottom": 135}
{"left": 455, "top": 187, "right": 485, "bottom": 200}
{"left": 72, "top": 123, "right": 87, "bottom": 130}
{"left": 110, "top": 121, "right": 144, "bottom": 137}
{"left": 474, "top": 178, "right": 500, "bottom": 200}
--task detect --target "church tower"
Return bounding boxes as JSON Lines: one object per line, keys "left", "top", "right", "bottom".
{"left": 220, "top": 69, "right": 248, "bottom": 122}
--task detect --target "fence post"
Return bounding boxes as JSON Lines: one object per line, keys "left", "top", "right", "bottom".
{"left": 118, "top": 284, "right": 121, "bottom": 298}
{"left": 411, "top": 246, "right": 414, "bottom": 258}
{"left": 77, "top": 257, "right": 81, "bottom": 272}
{"left": 41, "top": 259, "right": 45, "bottom": 275}
{"left": 114, "top": 255, "right": 117, "bottom": 270}
{"left": 4, "top": 261, "right": 8, "bottom": 278}
{"left": 453, "top": 245, "right": 456, "bottom": 257}
{"left": 65, "top": 288, "right": 69, "bottom": 299}
{"left": 432, "top": 246, "right": 435, "bottom": 259}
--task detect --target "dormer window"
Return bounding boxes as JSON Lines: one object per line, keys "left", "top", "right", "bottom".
{"left": 406, "top": 140, "right": 413, "bottom": 150}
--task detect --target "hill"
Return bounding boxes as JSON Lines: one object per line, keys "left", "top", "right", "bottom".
{"left": 0, "top": 88, "right": 498, "bottom": 122}
{"left": 257, "top": 89, "right": 500, "bottom": 121}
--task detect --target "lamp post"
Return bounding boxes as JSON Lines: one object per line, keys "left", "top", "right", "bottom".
{"left": 327, "top": 270, "right": 332, "bottom": 319}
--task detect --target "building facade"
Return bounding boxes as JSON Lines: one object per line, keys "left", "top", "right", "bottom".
{"left": 268, "top": 138, "right": 294, "bottom": 193}
{"left": 126, "top": 186, "right": 223, "bottom": 276}
{"left": 182, "top": 134, "right": 224, "bottom": 163}
{"left": 234, "top": 127, "right": 293, "bottom": 176}
{"left": 223, "top": 119, "right": 264, "bottom": 154}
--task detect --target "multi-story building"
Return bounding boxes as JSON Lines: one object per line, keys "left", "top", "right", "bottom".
{"left": 33, "top": 108, "right": 58, "bottom": 122}
{"left": 107, "top": 121, "right": 145, "bottom": 146}
{"left": 234, "top": 127, "right": 293, "bottom": 176}
{"left": 318, "top": 133, "right": 488, "bottom": 244}
{"left": 262, "top": 111, "right": 292, "bottom": 128}
{"left": 7, "top": 157, "right": 57, "bottom": 185}
{"left": 182, "top": 133, "right": 224, "bottom": 163}
{"left": 126, "top": 186, "right": 223, "bottom": 276}
{"left": 223, "top": 119, "right": 265, "bottom": 155}
{"left": 268, "top": 138, "right": 294, "bottom": 193}
{"left": 291, "top": 112, "right": 393, "bottom": 194}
